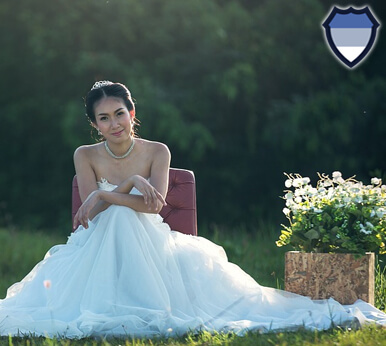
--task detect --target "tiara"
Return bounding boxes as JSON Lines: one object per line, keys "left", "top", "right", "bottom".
{"left": 91, "top": 80, "right": 113, "bottom": 90}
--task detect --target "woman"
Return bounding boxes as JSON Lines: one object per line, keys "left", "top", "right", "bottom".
{"left": 0, "top": 81, "right": 385, "bottom": 338}
{"left": 73, "top": 80, "right": 170, "bottom": 229}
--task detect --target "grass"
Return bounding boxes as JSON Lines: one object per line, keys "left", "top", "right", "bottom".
{"left": 207, "top": 222, "right": 287, "bottom": 288}
{"left": 2, "top": 325, "right": 386, "bottom": 345}
{"left": 0, "top": 229, "right": 67, "bottom": 296}
{"left": 375, "top": 260, "right": 386, "bottom": 312}
{"left": 0, "top": 225, "right": 385, "bottom": 345}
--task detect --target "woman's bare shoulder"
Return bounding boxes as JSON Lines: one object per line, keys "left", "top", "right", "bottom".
{"left": 74, "top": 143, "right": 103, "bottom": 160}
{"left": 135, "top": 138, "right": 170, "bottom": 156}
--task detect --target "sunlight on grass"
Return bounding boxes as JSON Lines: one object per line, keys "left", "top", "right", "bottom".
{"left": 2, "top": 325, "right": 386, "bottom": 345}
{"left": 0, "top": 228, "right": 66, "bottom": 298}
{"left": 204, "top": 222, "right": 287, "bottom": 288}
{"left": 375, "top": 258, "right": 386, "bottom": 312}
{"left": 0, "top": 225, "right": 385, "bottom": 345}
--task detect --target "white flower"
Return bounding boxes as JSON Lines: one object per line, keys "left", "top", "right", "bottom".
{"left": 376, "top": 208, "right": 386, "bottom": 218}
{"left": 327, "top": 187, "right": 335, "bottom": 198}
{"left": 359, "top": 226, "right": 372, "bottom": 235}
{"left": 285, "top": 199, "right": 294, "bottom": 207}
{"left": 295, "top": 196, "right": 302, "bottom": 203}
{"left": 353, "top": 196, "right": 363, "bottom": 203}
{"left": 371, "top": 177, "right": 381, "bottom": 185}
{"left": 284, "top": 192, "right": 293, "bottom": 200}
{"left": 365, "top": 222, "right": 374, "bottom": 229}
{"left": 292, "top": 178, "right": 303, "bottom": 188}
{"left": 285, "top": 179, "right": 292, "bottom": 188}
{"left": 350, "top": 187, "right": 360, "bottom": 194}
{"left": 318, "top": 187, "right": 327, "bottom": 194}
{"left": 323, "top": 180, "right": 332, "bottom": 187}
{"left": 359, "top": 223, "right": 372, "bottom": 235}
{"left": 332, "top": 171, "right": 342, "bottom": 181}
{"left": 282, "top": 207, "right": 291, "bottom": 216}
{"left": 302, "top": 177, "right": 311, "bottom": 185}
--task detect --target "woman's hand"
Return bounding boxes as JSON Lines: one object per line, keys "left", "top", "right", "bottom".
{"left": 73, "top": 190, "right": 101, "bottom": 230}
{"left": 129, "top": 175, "right": 167, "bottom": 211}
{"left": 73, "top": 175, "right": 167, "bottom": 231}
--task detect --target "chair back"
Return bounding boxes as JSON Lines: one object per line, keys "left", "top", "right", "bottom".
{"left": 72, "top": 168, "right": 197, "bottom": 236}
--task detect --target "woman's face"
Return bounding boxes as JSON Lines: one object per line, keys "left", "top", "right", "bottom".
{"left": 93, "top": 96, "right": 134, "bottom": 143}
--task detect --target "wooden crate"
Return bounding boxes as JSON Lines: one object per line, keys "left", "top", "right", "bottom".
{"left": 285, "top": 251, "right": 374, "bottom": 305}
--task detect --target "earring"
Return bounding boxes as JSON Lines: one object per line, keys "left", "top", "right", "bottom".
{"left": 130, "top": 122, "right": 135, "bottom": 137}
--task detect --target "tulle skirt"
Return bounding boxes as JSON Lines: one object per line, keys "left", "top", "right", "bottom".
{"left": 0, "top": 205, "right": 385, "bottom": 338}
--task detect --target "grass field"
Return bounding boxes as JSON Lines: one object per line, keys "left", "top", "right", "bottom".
{"left": 0, "top": 224, "right": 385, "bottom": 345}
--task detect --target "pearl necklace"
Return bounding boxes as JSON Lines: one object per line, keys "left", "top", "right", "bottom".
{"left": 104, "top": 139, "right": 135, "bottom": 159}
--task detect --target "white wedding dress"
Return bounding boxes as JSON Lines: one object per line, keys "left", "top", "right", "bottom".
{"left": 0, "top": 180, "right": 385, "bottom": 338}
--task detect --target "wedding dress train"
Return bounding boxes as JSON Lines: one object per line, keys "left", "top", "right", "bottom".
{"left": 0, "top": 180, "right": 385, "bottom": 338}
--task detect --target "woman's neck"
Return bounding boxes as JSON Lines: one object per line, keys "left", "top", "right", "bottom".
{"left": 104, "top": 138, "right": 135, "bottom": 159}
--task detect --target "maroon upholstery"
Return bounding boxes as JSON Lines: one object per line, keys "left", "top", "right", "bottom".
{"left": 159, "top": 168, "right": 197, "bottom": 236}
{"left": 72, "top": 168, "right": 197, "bottom": 236}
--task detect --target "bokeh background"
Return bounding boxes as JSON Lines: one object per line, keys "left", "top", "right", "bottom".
{"left": 0, "top": 0, "right": 385, "bottom": 235}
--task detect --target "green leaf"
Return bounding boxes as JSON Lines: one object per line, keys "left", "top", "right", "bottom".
{"left": 304, "top": 229, "right": 319, "bottom": 240}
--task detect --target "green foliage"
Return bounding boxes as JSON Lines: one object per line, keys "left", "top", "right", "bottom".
{"left": 264, "top": 74, "right": 386, "bottom": 173}
{"left": 277, "top": 172, "right": 386, "bottom": 254}
{"left": 0, "top": 0, "right": 385, "bottom": 230}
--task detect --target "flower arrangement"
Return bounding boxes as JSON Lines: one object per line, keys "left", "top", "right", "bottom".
{"left": 276, "top": 171, "right": 386, "bottom": 254}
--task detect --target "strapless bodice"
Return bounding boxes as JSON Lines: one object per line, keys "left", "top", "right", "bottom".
{"left": 97, "top": 178, "right": 142, "bottom": 195}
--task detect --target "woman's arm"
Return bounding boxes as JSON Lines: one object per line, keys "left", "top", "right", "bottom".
{"left": 73, "top": 146, "right": 155, "bottom": 215}
{"left": 73, "top": 145, "right": 99, "bottom": 203}
{"left": 83, "top": 176, "right": 136, "bottom": 222}
{"left": 73, "top": 142, "right": 170, "bottom": 229}
{"left": 96, "top": 143, "right": 170, "bottom": 214}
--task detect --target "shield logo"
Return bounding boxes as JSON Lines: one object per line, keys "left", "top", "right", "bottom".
{"left": 322, "top": 6, "right": 380, "bottom": 68}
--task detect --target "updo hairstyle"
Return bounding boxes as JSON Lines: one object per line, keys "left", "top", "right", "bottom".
{"left": 85, "top": 81, "right": 136, "bottom": 124}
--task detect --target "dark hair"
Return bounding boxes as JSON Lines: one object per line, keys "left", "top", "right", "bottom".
{"left": 85, "top": 82, "right": 135, "bottom": 124}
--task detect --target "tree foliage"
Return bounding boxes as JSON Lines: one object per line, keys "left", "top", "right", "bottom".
{"left": 0, "top": 0, "right": 385, "bottom": 232}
